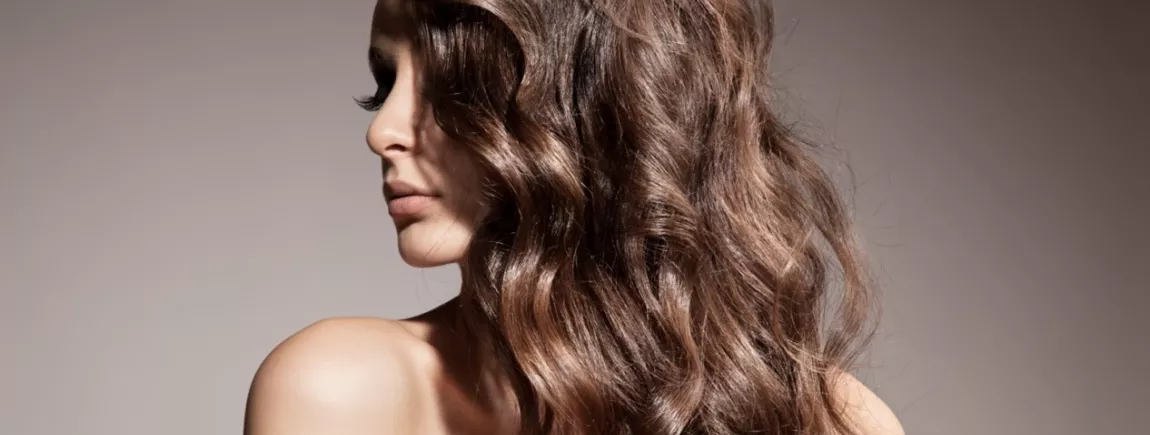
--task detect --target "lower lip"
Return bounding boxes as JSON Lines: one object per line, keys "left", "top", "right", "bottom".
{"left": 388, "top": 195, "right": 438, "bottom": 217}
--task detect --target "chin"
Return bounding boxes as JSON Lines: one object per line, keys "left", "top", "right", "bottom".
{"left": 398, "top": 247, "right": 460, "bottom": 268}
{"left": 394, "top": 219, "right": 472, "bottom": 268}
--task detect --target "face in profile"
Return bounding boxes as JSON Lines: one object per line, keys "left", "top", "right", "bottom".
{"left": 363, "top": 3, "right": 486, "bottom": 268}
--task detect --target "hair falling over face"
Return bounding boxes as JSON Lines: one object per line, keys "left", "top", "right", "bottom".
{"left": 388, "top": 0, "right": 880, "bottom": 433}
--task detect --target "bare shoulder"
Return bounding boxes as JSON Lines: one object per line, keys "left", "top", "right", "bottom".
{"left": 243, "top": 317, "right": 444, "bottom": 435}
{"left": 830, "top": 371, "right": 906, "bottom": 435}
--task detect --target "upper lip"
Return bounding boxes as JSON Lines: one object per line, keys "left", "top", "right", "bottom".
{"left": 384, "top": 180, "right": 435, "bottom": 201}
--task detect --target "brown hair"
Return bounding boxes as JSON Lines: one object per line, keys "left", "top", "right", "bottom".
{"left": 387, "top": 0, "right": 877, "bottom": 433}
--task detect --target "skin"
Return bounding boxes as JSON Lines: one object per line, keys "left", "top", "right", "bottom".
{"left": 366, "top": 36, "right": 486, "bottom": 268}
{"left": 243, "top": 2, "right": 906, "bottom": 434}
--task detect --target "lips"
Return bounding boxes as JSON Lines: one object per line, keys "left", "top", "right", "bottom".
{"left": 384, "top": 180, "right": 438, "bottom": 217}
{"left": 387, "top": 194, "right": 438, "bottom": 217}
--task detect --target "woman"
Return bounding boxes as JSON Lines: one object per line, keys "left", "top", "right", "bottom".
{"left": 244, "top": 0, "right": 903, "bottom": 433}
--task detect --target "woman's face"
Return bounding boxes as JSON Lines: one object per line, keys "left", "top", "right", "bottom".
{"left": 365, "top": 5, "right": 486, "bottom": 268}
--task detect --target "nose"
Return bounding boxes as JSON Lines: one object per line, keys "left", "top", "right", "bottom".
{"left": 366, "top": 73, "right": 417, "bottom": 161}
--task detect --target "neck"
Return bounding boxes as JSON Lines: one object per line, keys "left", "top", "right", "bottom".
{"left": 406, "top": 297, "right": 522, "bottom": 430}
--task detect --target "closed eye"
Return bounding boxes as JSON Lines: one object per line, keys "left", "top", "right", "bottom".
{"left": 355, "top": 93, "right": 387, "bottom": 112}
{"left": 355, "top": 47, "right": 397, "bottom": 112}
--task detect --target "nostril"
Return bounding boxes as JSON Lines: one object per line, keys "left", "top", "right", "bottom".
{"left": 382, "top": 142, "right": 410, "bottom": 154}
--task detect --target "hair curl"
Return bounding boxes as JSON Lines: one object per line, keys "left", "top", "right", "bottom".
{"left": 400, "top": 0, "right": 878, "bottom": 433}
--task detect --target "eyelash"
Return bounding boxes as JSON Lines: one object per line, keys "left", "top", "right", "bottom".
{"left": 355, "top": 93, "right": 386, "bottom": 112}
{"left": 356, "top": 64, "right": 397, "bottom": 112}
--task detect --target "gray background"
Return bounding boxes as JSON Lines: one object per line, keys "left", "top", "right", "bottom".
{"left": 1, "top": 0, "right": 1146, "bottom": 433}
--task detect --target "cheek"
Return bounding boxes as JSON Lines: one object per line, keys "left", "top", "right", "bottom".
{"left": 431, "top": 146, "right": 487, "bottom": 222}
{"left": 451, "top": 159, "right": 489, "bottom": 221}
{"left": 417, "top": 113, "right": 488, "bottom": 223}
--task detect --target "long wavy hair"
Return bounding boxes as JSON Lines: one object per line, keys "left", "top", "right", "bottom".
{"left": 396, "top": 0, "right": 878, "bottom": 433}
